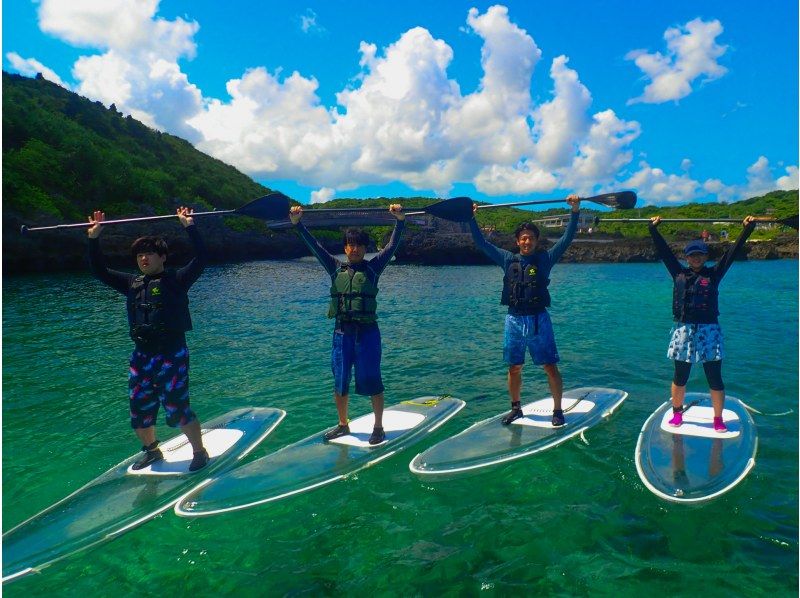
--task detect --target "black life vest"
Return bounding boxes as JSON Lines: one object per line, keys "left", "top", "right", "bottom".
{"left": 672, "top": 268, "right": 719, "bottom": 322}
{"left": 328, "top": 264, "right": 378, "bottom": 323}
{"left": 127, "top": 270, "right": 191, "bottom": 344}
{"left": 501, "top": 255, "right": 550, "bottom": 313}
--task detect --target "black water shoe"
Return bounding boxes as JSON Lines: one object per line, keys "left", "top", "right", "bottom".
{"left": 501, "top": 407, "right": 524, "bottom": 426}
{"left": 368, "top": 426, "right": 386, "bottom": 445}
{"left": 551, "top": 409, "right": 565, "bottom": 427}
{"left": 323, "top": 424, "right": 350, "bottom": 442}
{"left": 189, "top": 448, "right": 210, "bottom": 472}
{"left": 132, "top": 442, "right": 163, "bottom": 470}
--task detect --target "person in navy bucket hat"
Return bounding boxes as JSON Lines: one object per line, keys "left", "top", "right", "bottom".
{"left": 649, "top": 216, "right": 756, "bottom": 433}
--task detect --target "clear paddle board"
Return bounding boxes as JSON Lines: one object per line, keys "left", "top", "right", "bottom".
{"left": 2, "top": 407, "right": 285, "bottom": 583}
{"left": 175, "top": 396, "right": 465, "bottom": 517}
{"left": 635, "top": 393, "right": 757, "bottom": 503}
{"left": 409, "top": 387, "right": 628, "bottom": 476}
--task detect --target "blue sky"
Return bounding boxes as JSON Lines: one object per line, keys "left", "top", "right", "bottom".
{"left": 4, "top": 0, "right": 798, "bottom": 207}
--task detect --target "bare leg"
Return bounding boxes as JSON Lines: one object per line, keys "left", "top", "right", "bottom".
{"left": 671, "top": 383, "right": 686, "bottom": 409}
{"left": 370, "top": 392, "right": 384, "bottom": 428}
{"left": 334, "top": 392, "right": 349, "bottom": 425}
{"left": 134, "top": 426, "right": 156, "bottom": 447}
{"left": 507, "top": 364, "right": 523, "bottom": 403}
{"left": 180, "top": 419, "right": 205, "bottom": 452}
{"left": 710, "top": 389, "right": 725, "bottom": 418}
{"left": 543, "top": 364, "right": 563, "bottom": 411}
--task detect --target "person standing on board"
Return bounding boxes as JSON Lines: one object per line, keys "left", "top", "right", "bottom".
{"left": 649, "top": 215, "right": 756, "bottom": 432}
{"left": 289, "top": 204, "right": 405, "bottom": 445}
{"left": 87, "top": 207, "right": 209, "bottom": 471}
{"left": 469, "top": 194, "right": 582, "bottom": 427}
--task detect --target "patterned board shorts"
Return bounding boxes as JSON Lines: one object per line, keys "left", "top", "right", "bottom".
{"left": 503, "top": 312, "right": 560, "bottom": 366}
{"left": 128, "top": 345, "right": 196, "bottom": 429}
{"left": 667, "top": 323, "right": 725, "bottom": 363}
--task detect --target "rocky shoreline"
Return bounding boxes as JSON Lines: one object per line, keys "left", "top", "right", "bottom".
{"left": 3, "top": 216, "right": 797, "bottom": 275}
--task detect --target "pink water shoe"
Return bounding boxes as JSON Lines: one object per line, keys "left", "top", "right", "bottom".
{"left": 668, "top": 409, "right": 683, "bottom": 427}
{"left": 713, "top": 416, "right": 727, "bottom": 433}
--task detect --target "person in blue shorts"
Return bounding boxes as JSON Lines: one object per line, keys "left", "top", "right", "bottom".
{"left": 649, "top": 215, "right": 755, "bottom": 432}
{"left": 87, "top": 207, "right": 209, "bottom": 471}
{"left": 289, "top": 204, "right": 405, "bottom": 444}
{"left": 469, "top": 194, "right": 582, "bottom": 427}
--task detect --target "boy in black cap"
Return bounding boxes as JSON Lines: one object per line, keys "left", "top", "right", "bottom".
{"left": 649, "top": 215, "right": 755, "bottom": 432}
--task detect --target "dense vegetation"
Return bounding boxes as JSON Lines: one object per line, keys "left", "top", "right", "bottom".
{"left": 2, "top": 72, "right": 271, "bottom": 231}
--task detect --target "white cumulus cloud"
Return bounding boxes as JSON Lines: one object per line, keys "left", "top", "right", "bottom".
{"left": 310, "top": 187, "right": 336, "bottom": 204}
{"left": 5, "top": 52, "right": 66, "bottom": 87}
{"left": 627, "top": 18, "right": 728, "bottom": 104}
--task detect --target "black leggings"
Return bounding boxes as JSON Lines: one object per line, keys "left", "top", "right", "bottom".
{"left": 673, "top": 360, "right": 724, "bottom": 391}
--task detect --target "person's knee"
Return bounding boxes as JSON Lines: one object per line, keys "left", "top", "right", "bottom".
{"left": 508, "top": 364, "right": 523, "bottom": 375}
{"left": 542, "top": 364, "right": 560, "bottom": 377}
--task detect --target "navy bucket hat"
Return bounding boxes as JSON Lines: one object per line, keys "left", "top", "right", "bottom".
{"left": 684, "top": 240, "right": 709, "bottom": 256}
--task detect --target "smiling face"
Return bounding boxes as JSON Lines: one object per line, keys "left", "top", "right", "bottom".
{"left": 136, "top": 251, "right": 167, "bottom": 275}
{"left": 685, "top": 252, "right": 707, "bottom": 272}
{"left": 515, "top": 232, "right": 539, "bottom": 256}
{"left": 344, "top": 243, "right": 366, "bottom": 264}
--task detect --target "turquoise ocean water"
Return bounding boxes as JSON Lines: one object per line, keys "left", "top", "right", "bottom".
{"left": 3, "top": 259, "right": 798, "bottom": 596}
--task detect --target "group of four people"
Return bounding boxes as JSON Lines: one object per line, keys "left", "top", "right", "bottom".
{"left": 86, "top": 198, "right": 756, "bottom": 470}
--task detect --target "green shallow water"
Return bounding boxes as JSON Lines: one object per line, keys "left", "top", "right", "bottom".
{"left": 3, "top": 259, "right": 798, "bottom": 596}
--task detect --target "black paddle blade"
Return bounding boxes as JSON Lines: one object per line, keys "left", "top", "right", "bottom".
{"left": 425, "top": 196, "right": 475, "bottom": 222}
{"left": 235, "top": 192, "right": 292, "bottom": 220}
{"left": 778, "top": 215, "right": 799, "bottom": 229}
{"left": 589, "top": 191, "right": 637, "bottom": 210}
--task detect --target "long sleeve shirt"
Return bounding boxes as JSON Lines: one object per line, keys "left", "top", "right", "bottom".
{"left": 649, "top": 222, "right": 755, "bottom": 323}
{"left": 469, "top": 211, "right": 579, "bottom": 315}
{"left": 88, "top": 225, "right": 207, "bottom": 347}
{"left": 295, "top": 219, "right": 405, "bottom": 330}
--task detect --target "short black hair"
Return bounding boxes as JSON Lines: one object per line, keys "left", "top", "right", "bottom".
{"left": 131, "top": 236, "right": 168, "bottom": 257}
{"left": 514, "top": 222, "right": 540, "bottom": 239}
{"left": 343, "top": 228, "right": 370, "bottom": 247}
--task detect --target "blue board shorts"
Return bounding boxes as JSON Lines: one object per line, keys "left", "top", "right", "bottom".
{"left": 331, "top": 325, "right": 384, "bottom": 396}
{"left": 503, "top": 312, "right": 560, "bottom": 366}
{"left": 128, "top": 345, "right": 196, "bottom": 429}
{"left": 667, "top": 323, "right": 725, "bottom": 363}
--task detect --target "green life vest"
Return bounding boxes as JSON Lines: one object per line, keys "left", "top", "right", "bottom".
{"left": 328, "top": 264, "right": 378, "bottom": 323}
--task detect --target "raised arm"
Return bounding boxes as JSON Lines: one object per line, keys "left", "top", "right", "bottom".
{"left": 87, "top": 210, "right": 135, "bottom": 294}
{"left": 713, "top": 216, "right": 756, "bottom": 279}
{"left": 290, "top": 206, "right": 338, "bottom": 277}
{"left": 547, "top": 194, "right": 581, "bottom": 264}
{"left": 468, "top": 206, "right": 512, "bottom": 268}
{"left": 648, "top": 216, "right": 683, "bottom": 278}
{"left": 368, "top": 203, "right": 406, "bottom": 274}
{"left": 174, "top": 207, "right": 207, "bottom": 289}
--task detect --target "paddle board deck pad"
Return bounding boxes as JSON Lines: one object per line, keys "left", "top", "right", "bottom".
{"left": 409, "top": 387, "right": 628, "bottom": 476}
{"left": 635, "top": 394, "right": 757, "bottom": 503}
{"left": 174, "top": 396, "right": 465, "bottom": 517}
{"left": 2, "top": 407, "right": 285, "bottom": 583}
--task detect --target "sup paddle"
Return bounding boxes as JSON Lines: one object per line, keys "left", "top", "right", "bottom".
{"left": 596, "top": 215, "right": 799, "bottom": 229}
{"left": 20, "top": 192, "right": 293, "bottom": 235}
{"left": 292, "top": 191, "right": 636, "bottom": 225}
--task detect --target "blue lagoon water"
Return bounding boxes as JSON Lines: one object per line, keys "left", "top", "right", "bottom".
{"left": 3, "top": 259, "right": 797, "bottom": 595}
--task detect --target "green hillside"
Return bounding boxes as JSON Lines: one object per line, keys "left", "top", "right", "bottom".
{"left": 2, "top": 71, "right": 271, "bottom": 230}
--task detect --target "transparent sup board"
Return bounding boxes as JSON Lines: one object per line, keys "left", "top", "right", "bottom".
{"left": 175, "top": 396, "right": 465, "bottom": 517}
{"left": 635, "top": 393, "right": 757, "bottom": 503}
{"left": 409, "top": 387, "right": 628, "bottom": 476}
{"left": 2, "top": 407, "right": 285, "bottom": 583}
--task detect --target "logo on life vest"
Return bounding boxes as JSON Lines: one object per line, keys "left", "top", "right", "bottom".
{"left": 151, "top": 286, "right": 161, "bottom": 296}
{"left": 699, "top": 278, "right": 709, "bottom": 286}
{"left": 527, "top": 267, "right": 537, "bottom": 277}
